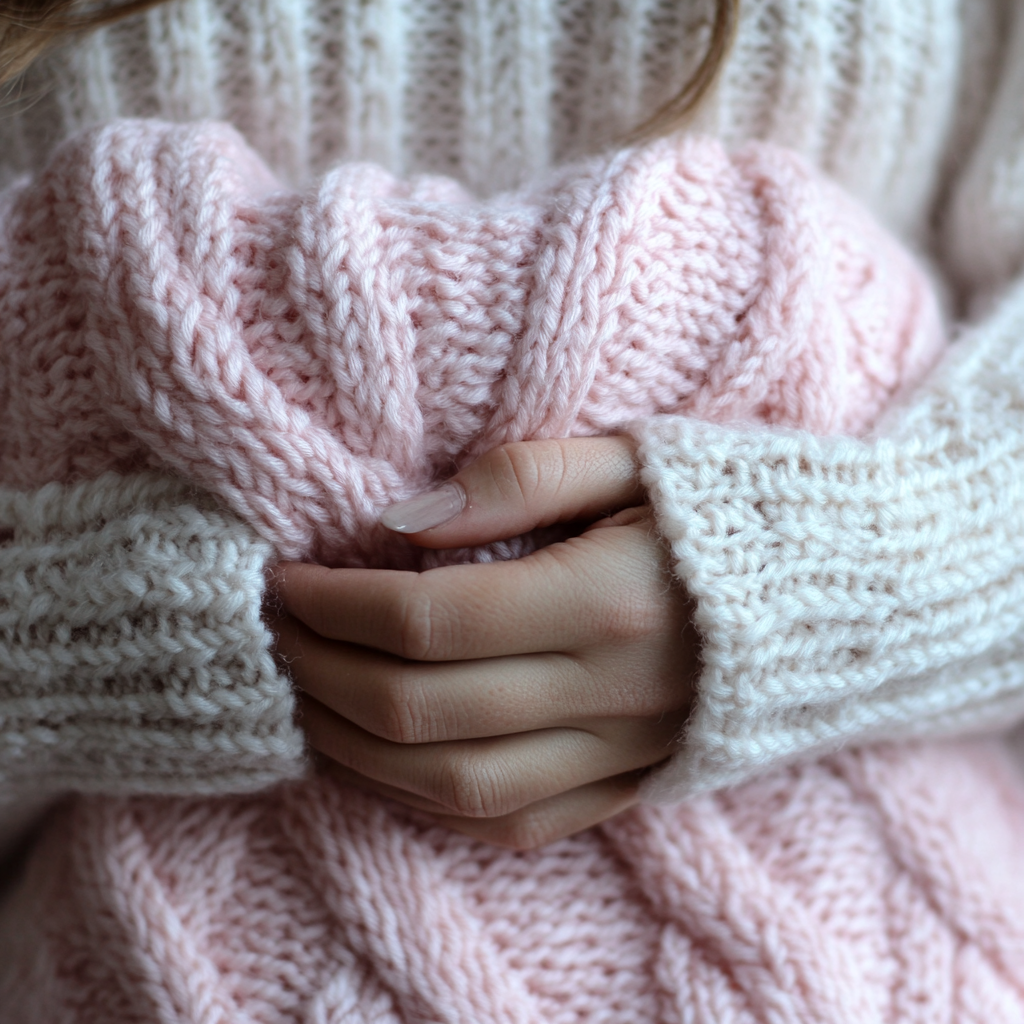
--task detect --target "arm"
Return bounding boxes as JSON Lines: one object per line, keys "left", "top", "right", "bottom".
{"left": 0, "top": 471, "right": 306, "bottom": 808}
{"left": 633, "top": 275, "right": 1024, "bottom": 799}
{"left": 257, "top": 284, "right": 1024, "bottom": 842}
{"left": 272, "top": 287, "right": 1024, "bottom": 844}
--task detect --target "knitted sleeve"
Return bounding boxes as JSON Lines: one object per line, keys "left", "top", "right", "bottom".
{"left": 635, "top": 277, "right": 1024, "bottom": 802}
{"left": 0, "top": 472, "right": 306, "bottom": 801}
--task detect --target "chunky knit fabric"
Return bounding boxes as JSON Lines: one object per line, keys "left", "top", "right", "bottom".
{"left": 632, "top": 255, "right": 1024, "bottom": 801}
{"left": 8, "top": 112, "right": 1017, "bottom": 1024}
{"left": 0, "top": 119, "right": 941, "bottom": 573}
{"left": 6, "top": 34, "right": 1024, "bottom": 1022}
{"left": 3, "top": 0, "right": 1024, "bottom": 814}
{"left": 5, "top": 739, "right": 1024, "bottom": 1021}
{"left": 0, "top": 472, "right": 304, "bottom": 800}
{"left": 1, "top": 0, "right": 1005, "bottom": 245}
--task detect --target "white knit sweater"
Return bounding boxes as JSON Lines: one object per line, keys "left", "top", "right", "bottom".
{"left": 0, "top": 0, "right": 1005, "bottom": 241}
{"left": 2, "top": 0, "right": 1024, "bottom": 815}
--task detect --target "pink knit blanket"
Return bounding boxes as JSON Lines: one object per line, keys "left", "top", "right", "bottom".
{"left": 9, "top": 122, "right": 1024, "bottom": 1022}
{"left": 0, "top": 120, "right": 940, "bottom": 565}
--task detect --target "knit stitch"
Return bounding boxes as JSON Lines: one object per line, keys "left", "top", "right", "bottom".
{"left": 0, "top": 472, "right": 304, "bottom": 799}
{"left": 0, "top": 119, "right": 942, "bottom": 574}
{"left": 9, "top": 37, "right": 1024, "bottom": 1023}
{"left": 4, "top": 739, "right": 1024, "bottom": 1021}
{"left": 2, "top": 5, "right": 1024, "bottom": 1018}
{"left": 0, "top": 0, "right": 1019, "bottom": 813}
{"left": 0, "top": 113, "right": 995, "bottom": 1023}
{"left": 1, "top": 0, "right": 1002, "bottom": 243}
{"left": 633, "top": 270, "right": 1024, "bottom": 800}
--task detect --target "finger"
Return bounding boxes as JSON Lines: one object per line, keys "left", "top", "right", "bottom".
{"left": 299, "top": 694, "right": 678, "bottom": 819}
{"left": 275, "top": 520, "right": 671, "bottom": 660}
{"left": 277, "top": 614, "right": 686, "bottom": 743}
{"left": 435, "top": 774, "right": 641, "bottom": 849}
{"left": 379, "top": 435, "right": 642, "bottom": 547}
{"left": 279, "top": 614, "right": 580, "bottom": 740}
{"left": 322, "top": 761, "right": 492, "bottom": 817}
{"left": 325, "top": 762, "right": 642, "bottom": 849}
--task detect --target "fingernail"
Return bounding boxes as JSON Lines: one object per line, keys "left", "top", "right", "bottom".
{"left": 380, "top": 482, "right": 467, "bottom": 533}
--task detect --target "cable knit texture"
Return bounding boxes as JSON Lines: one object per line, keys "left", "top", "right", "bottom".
{"left": 0, "top": 472, "right": 305, "bottom": 797}
{"left": 4, "top": 738, "right": 1024, "bottom": 1021}
{"left": 0, "top": 116, "right": 942, "bottom": 807}
{"left": 12, "top": 110, "right": 1024, "bottom": 1024}
{"left": 0, "top": 0, "right": 1019, "bottom": 808}
{"left": 0, "top": 119, "right": 942, "bottom": 572}
{"left": 4, "top": 4, "right": 1024, "bottom": 1018}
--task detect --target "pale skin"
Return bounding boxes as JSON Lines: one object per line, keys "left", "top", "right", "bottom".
{"left": 272, "top": 435, "right": 700, "bottom": 850}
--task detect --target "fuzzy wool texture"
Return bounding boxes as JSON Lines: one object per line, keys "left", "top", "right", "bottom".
{"left": 0, "top": 116, "right": 942, "bottom": 813}
{"left": 7, "top": 111, "right": 1016, "bottom": 1023}
{"left": 0, "top": 118, "right": 941, "bottom": 573}
{"left": 4, "top": 6, "right": 1024, "bottom": 1017}
{"left": 633, "top": 272, "right": 1024, "bottom": 798}
{"left": 4, "top": 739, "right": 1024, "bottom": 1021}
{"left": 0, "top": 0, "right": 1005, "bottom": 246}
{"left": 2, "top": 0, "right": 1024, "bottom": 810}
{"left": 0, "top": 472, "right": 305, "bottom": 799}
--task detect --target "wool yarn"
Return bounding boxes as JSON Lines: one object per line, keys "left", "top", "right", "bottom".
{"left": 0, "top": 0, "right": 998, "bottom": 245}
{"left": 4, "top": 739, "right": 1024, "bottom": 1022}
{"left": 1, "top": 117, "right": 998, "bottom": 1023}
{"left": 1, "top": 0, "right": 1024, "bottom": 814}
{"left": 0, "top": 118, "right": 941, "bottom": 569}
{"left": 0, "top": 472, "right": 305, "bottom": 800}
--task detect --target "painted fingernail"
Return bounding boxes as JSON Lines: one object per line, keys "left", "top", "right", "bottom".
{"left": 379, "top": 482, "right": 467, "bottom": 533}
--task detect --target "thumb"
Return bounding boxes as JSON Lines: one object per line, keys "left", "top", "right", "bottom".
{"left": 380, "top": 436, "right": 643, "bottom": 548}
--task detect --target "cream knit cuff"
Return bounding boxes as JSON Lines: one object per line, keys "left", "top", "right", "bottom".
{"left": 632, "top": 280, "right": 1024, "bottom": 802}
{"left": 0, "top": 473, "right": 307, "bottom": 798}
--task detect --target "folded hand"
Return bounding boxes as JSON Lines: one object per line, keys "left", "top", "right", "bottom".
{"left": 272, "top": 436, "right": 699, "bottom": 849}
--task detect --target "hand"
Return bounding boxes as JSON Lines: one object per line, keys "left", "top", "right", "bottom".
{"left": 272, "top": 436, "right": 699, "bottom": 849}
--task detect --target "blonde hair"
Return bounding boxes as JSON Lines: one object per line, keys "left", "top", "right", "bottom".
{"left": 632, "top": 0, "right": 738, "bottom": 140}
{"left": 1, "top": 0, "right": 738, "bottom": 133}
{"left": 0, "top": 1, "right": 164, "bottom": 82}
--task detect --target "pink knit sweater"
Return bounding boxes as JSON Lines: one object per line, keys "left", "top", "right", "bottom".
{"left": 0, "top": 120, "right": 939, "bottom": 565}
{"left": 8, "top": 120, "right": 1024, "bottom": 1021}
{"left": 6, "top": 741, "right": 1024, "bottom": 1021}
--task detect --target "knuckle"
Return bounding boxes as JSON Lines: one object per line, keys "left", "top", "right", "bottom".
{"left": 491, "top": 440, "right": 568, "bottom": 507}
{"left": 436, "top": 752, "right": 515, "bottom": 819}
{"left": 375, "top": 669, "right": 435, "bottom": 745}
{"left": 390, "top": 583, "right": 456, "bottom": 662}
